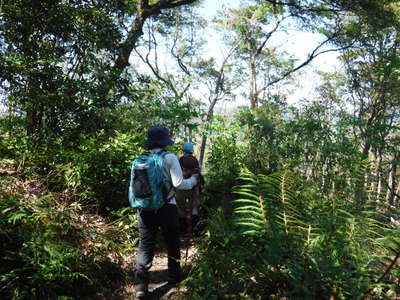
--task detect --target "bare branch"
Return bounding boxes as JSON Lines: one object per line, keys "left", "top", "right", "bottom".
{"left": 178, "top": 83, "right": 191, "bottom": 99}
{"left": 254, "top": 15, "right": 289, "bottom": 58}
{"left": 255, "top": 33, "right": 354, "bottom": 97}
{"left": 361, "top": 246, "right": 400, "bottom": 300}
{"left": 133, "top": 46, "right": 180, "bottom": 97}
{"left": 170, "top": 13, "right": 191, "bottom": 75}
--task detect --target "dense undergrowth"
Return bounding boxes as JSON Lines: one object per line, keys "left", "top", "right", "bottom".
{"left": 183, "top": 171, "right": 400, "bottom": 299}
{"left": 2, "top": 0, "right": 400, "bottom": 298}
{"left": 0, "top": 126, "right": 141, "bottom": 299}
{"left": 0, "top": 170, "right": 139, "bottom": 299}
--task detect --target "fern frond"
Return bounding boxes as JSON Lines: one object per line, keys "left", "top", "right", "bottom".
{"left": 233, "top": 170, "right": 268, "bottom": 235}
{"left": 361, "top": 237, "right": 400, "bottom": 299}
{"left": 241, "top": 230, "right": 261, "bottom": 236}
{"left": 234, "top": 199, "right": 262, "bottom": 206}
{"left": 233, "top": 191, "right": 261, "bottom": 200}
{"left": 234, "top": 209, "right": 264, "bottom": 219}
{"left": 235, "top": 222, "right": 264, "bottom": 230}
{"left": 233, "top": 169, "right": 310, "bottom": 239}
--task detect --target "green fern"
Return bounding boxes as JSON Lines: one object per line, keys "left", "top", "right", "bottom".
{"left": 231, "top": 168, "right": 400, "bottom": 298}
{"left": 233, "top": 169, "right": 268, "bottom": 236}
{"left": 233, "top": 169, "right": 311, "bottom": 241}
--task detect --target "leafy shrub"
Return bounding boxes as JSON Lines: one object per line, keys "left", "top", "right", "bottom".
{"left": 56, "top": 131, "right": 145, "bottom": 212}
{"left": 0, "top": 190, "right": 139, "bottom": 299}
{"left": 0, "top": 194, "right": 90, "bottom": 299}
{"left": 0, "top": 115, "right": 146, "bottom": 214}
{"left": 183, "top": 169, "right": 400, "bottom": 299}
{"left": 204, "top": 117, "right": 244, "bottom": 212}
{"left": 237, "top": 104, "right": 285, "bottom": 175}
{"left": 16, "top": 131, "right": 144, "bottom": 214}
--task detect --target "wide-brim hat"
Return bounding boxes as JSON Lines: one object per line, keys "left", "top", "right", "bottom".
{"left": 144, "top": 125, "right": 174, "bottom": 148}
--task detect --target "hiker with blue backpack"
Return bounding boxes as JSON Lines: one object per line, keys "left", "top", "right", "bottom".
{"left": 128, "top": 125, "right": 199, "bottom": 299}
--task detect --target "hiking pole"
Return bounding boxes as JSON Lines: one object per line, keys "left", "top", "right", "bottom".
{"left": 184, "top": 198, "right": 193, "bottom": 263}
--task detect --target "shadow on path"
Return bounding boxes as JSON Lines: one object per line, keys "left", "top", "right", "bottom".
{"left": 146, "top": 269, "right": 178, "bottom": 299}
{"left": 148, "top": 282, "right": 177, "bottom": 300}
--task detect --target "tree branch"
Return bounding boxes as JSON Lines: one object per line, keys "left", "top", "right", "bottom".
{"left": 255, "top": 15, "right": 288, "bottom": 58}
{"left": 152, "top": 0, "right": 199, "bottom": 11}
{"left": 256, "top": 33, "right": 354, "bottom": 97}
{"left": 263, "top": 0, "right": 343, "bottom": 14}
{"left": 361, "top": 244, "right": 400, "bottom": 300}
{"left": 170, "top": 14, "right": 191, "bottom": 75}
{"left": 133, "top": 47, "right": 180, "bottom": 98}
{"left": 99, "top": 0, "right": 199, "bottom": 102}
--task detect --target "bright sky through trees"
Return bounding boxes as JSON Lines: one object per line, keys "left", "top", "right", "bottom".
{"left": 126, "top": 0, "right": 341, "bottom": 112}
{"left": 199, "top": 0, "right": 341, "bottom": 108}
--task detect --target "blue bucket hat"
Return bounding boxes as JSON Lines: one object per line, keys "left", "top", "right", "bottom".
{"left": 183, "top": 142, "right": 194, "bottom": 154}
{"left": 144, "top": 125, "right": 174, "bottom": 149}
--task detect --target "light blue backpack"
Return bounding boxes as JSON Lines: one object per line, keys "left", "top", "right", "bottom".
{"left": 128, "top": 151, "right": 171, "bottom": 210}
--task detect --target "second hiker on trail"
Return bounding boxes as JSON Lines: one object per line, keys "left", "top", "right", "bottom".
{"left": 176, "top": 142, "right": 204, "bottom": 234}
{"left": 128, "top": 125, "right": 199, "bottom": 300}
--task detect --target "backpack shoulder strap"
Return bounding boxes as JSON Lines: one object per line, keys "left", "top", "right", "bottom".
{"left": 158, "top": 150, "right": 169, "bottom": 158}
{"left": 136, "top": 151, "right": 150, "bottom": 160}
{"left": 156, "top": 151, "right": 175, "bottom": 202}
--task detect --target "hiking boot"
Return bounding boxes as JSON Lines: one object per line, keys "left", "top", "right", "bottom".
{"left": 167, "top": 277, "right": 181, "bottom": 285}
{"left": 167, "top": 273, "right": 182, "bottom": 285}
{"left": 135, "top": 283, "right": 148, "bottom": 299}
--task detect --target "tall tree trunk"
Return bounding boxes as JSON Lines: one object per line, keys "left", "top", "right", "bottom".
{"left": 387, "top": 151, "right": 400, "bottom": 206}
{"left": 26, "top": 101, "right": 43, "bottom": 138}
{"left": 354, "top": 141, "right": 371, "bottom": 208}
{"left": 369, "top": 150, "right": 383, "bottom": 204}
{"left": 199, "top": 98, "right": 218, "bottom": 167}
{"left": 249, "top": 56, "right": 258, "bottom": 109}
{"left": 98, "top": 0, "right": 199, "bottom": 103}
{"left": 197, "top": 45, "right": 235, "bottom": 167}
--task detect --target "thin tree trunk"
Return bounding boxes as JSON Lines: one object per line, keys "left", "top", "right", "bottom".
{"left": 197, "top": 45, "right": 237, "bottom": 167}
{"left": 249, "top": 57, "right": 257, "bottom": 109}
{"left": 199, "top": 99, "right": 217, "bottom": 167}
{"left": 387, "top": 151, "right": 400, "bottom": 206}
{"left": 355, "top": 142, "right": 371, "bottom": 208}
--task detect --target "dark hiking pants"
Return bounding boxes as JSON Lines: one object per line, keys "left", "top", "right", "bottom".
{"left": 135, "top": 203, "right": 181, "bottom": 286}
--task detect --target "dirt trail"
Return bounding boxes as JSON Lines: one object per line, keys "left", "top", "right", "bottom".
{"left": 112, "top": 241, "right": 197, "bottom": 300}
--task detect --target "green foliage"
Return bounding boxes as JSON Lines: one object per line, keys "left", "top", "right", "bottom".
{"left": 50, "top": 131, "right": 145, "bottom": 212}
{"left": 111, "top": 207, "right": 140, "bottom": 253}
{"left": 184, "top": 169, "right": 400, "bottom": 299}
{"left": 238, "top": 104, "right": 285, "bottom": 174}
{"left": 0, "top": 118, "right": 144, "bottom": 213}
{"left": 0, "top": 0, "right": 132, "bottom": 137}
{"left": 0, "top": 195, "right": 89, "bottom": 299}
{"left": 0, "top": 187, "right": 139, "bottom": 299}
{"left": 203, "top": 116, "right": 244, "bottom": 211}
{"left": 233, "top": 101, "right": 375, "bottom": 207}
{"left": 1, "top": 1, "right": 400, "bottom": 299}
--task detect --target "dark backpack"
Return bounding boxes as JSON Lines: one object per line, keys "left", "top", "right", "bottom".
{"left": 179, "top": 155, "right": 199, "bottom": 178}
